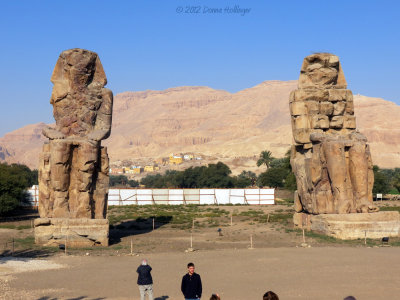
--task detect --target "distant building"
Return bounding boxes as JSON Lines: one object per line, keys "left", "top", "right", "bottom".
{"left": 154, "top": 158, "right": 165, "bottom": 165}
{"left": 169, "top": 154, "right": 183, "bottom": 165}
{"left": 184, "top": 154, "right": 194, "bottom": 160}
{"left": 144, "top": 165, "right": 154, "bottom": 172}
{"left": 132, "top": 167, "right": 143, "bottom": 174}
{"left": 110, "top": 168, "right": 124, "bottom": 174}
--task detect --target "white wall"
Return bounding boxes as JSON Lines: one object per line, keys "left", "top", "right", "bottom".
{"left": 26, "top": 186, "right": 275, "bottom": 207}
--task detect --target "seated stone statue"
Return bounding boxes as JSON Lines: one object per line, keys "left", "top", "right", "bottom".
{"left": 39, "top": 48, "right": 113, "bottom": 219}
{"left": 289, "top": 53, "right": 378, "bottom": 214}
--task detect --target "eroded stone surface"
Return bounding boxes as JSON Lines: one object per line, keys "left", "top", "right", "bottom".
{"left": 290, "top": 53, "right": 378, "bottom": 214}
{"left": 38, "top": 49, "right": 113, "bottom": 220}
{"left": 293, "top": 211, "right": 400, "bottom": 239}
{"left": 34, "top": 218, "right": 109, "bottom": 247}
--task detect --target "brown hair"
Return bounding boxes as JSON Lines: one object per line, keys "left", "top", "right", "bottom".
{"left": 263, "top": 291, "right": 279, "bottom": 300}
{"left": 210, "top": 294, "right": 220, "bottom": 300}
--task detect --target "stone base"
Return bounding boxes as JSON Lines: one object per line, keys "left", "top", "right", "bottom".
{"left": 293, "top": 211, "right": 400, "bottom": 240}
{"left": 34, "top": 218, "right": 109, "bottom": 247}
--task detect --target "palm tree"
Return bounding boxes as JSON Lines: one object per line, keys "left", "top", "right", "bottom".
{"left": 257, "top": 150, "right": 275, "bottom": 169}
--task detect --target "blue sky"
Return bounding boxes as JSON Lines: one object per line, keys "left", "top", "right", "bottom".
{"left": 0, "top": 0, "right": 399, "bottom": 136}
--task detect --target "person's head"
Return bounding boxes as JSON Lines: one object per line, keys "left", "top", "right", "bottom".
{"left": 141, "top": 259, "right": 148, "bottom": 266}
{"left": 210, "top": 293, "right": 220, "bottom": 300}
{"left": 187, "top": 262, "right": 195, "bottom": 275}
{"left": 263, "top": 291, "right": 279, "bottom": 300}
{"left": 344, "top": 297, "right": 356, "bottom": 300}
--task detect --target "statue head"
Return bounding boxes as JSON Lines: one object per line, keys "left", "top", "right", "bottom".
{"left": 298, "top": 53, "right": 347, "bottom": 89}
{"left": 50, "top": 48, "right": 107, "bottom": 104}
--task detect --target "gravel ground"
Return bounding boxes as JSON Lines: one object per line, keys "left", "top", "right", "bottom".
{"left": 1, "top": 247, "right": 400, "bottom": 300}
{"left": 0, "top": 257, "right": 65, "bottom": 274}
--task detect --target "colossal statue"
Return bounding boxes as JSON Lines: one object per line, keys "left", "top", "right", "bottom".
{"left": 290, "top": 53, "right": 378, "bottom": 214}
{"left": 38, "top": 48, "right": 113, "bottom": 220}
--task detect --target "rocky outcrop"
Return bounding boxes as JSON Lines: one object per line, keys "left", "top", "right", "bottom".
{"left": 290, "top": 53, "right": 378, "bottom": 214}
{"left": 0, "top": 145, "right": 12, "bottom": 160}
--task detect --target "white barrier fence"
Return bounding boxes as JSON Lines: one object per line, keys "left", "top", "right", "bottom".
{"left": 26, "top": 186, "right": 275, "bottom": 207}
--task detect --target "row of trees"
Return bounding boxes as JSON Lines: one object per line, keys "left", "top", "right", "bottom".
{"left": 373, "top": 166, "right": 400, "bottom": 194}
{"left": 109, "top": 175, "right": 139, "bottom": 188}
{"left": 138, "top": 151, "right": 297, "bottom": 190}
{"left": 1, "top": 153, "right": 399, "bottom": 215}
{"left": 140, "top": 162, "right": 255, "bottom": 189}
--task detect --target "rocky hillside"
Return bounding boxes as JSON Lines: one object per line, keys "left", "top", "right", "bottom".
{"left": 1, "top": 80, "right": 399, "bottom": 171}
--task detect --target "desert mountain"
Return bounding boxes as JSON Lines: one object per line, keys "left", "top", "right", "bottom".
{"left": 1, "top": 80, "right": 399, "bottom": 172}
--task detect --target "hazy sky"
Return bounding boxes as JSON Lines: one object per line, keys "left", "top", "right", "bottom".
{"left": 0, "top": 0, "right": 399, "bottom": 136}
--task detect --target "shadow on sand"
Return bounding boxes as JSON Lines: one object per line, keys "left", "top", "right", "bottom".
{"left": 109, "top": 216, "right": 172, "bottom": 245}
{"left": 36, "top": 296, "right": 168, "bottom": 300}
{"left": 37, "top": 297, "right": 106, "bottom": 300}
{"left": 0, "top": 248, "right": 55, "bottom": 261}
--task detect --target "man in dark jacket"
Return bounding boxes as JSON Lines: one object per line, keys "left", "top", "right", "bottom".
{"left": 181, "top": 262, "right": 202, "bottom": 300}
{"left": 137, "top": 259, "right": 153, "bottom": 300}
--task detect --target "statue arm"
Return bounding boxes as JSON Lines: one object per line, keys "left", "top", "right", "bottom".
{"left": 88, "top": 88, "right": 113, "bottom": 141}
{"left": 42, "top": 126, "right": 65, "bottom": 140}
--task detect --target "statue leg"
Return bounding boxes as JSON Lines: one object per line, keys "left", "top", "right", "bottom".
{"left": 75, "top": 141, "right": 99, "bottom": 218}
{"left": 50, "top": 140, "right": 72, "bottom": 218}
{"left": 38, "top": 143, "right": 51, "bottom": 217}
{"left": 94, "top": 147, "right": 109, "bottom": 219}
{"left": 349, "top": 142, "right": 378, "bottom": 213}
{"left": 322, "top": 140, "right": 353, "bottom": 213}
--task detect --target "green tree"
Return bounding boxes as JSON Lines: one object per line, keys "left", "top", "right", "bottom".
{"left": 110, "top": 175, "right": 139, "bottom": 188}
{"left": 233, "top": 171, "right": 256, "bottom": 188}
{"left": 127, "top": 179, "right": 139, "bottom": 188}
{"left": 140, "top": 174, "right": 166, "bottom": 188}
{"left": 0, "top": 163, "right": 35, "bottom": 215}
{"left": 140, "top": 162, "right": 237, "bottom": 188}
{"left": 110, "top": 175, "right": 128, "bottom": 187}
{"left": 388, "top": 168, "right": 400, "bottom": 193}
{"left": 257, "top": 150, "right": 275, "bottom": 169}
{"left": 393, "top": 172, "right": 400, "bottom": 193}
{"left": 372, "top": 165, "right": 390, "bottom": 194}
{"left": 284, "top": 172, "right": 297, "bottom": 191}
{"left": 257, "top": 167, "right": 289, "bottom": 188}
{"left": 198, "top": 162, "right": 234, "bottom": 188}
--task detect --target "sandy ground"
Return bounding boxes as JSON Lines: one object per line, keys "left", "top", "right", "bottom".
{"left": 1, "top": 203, "right": 400, "bottom": 299}
{"left": 1, "top": 247, "right": 399, "bottom": 300}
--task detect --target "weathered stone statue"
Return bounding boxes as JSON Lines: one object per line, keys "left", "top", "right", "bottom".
{"left": 290, "top": 53, "right": 377, "bottom": 214}
{"left": 35, "top": 49, "right": 112, "bottom": 246}
{"left": 290, "top": 54, "right": 400, "bottom": 239}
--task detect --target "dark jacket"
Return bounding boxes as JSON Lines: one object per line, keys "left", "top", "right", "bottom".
{"left": 137, "top": 265, "right": 153, "bottom": 285}
{"left": 181, "top": 272, "right": 202, "bottom": 299}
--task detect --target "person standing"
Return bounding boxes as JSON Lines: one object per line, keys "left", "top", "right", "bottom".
{"left": 181, "top": 262, "right": 202, "bottom": 300}
{"left": 137, "top": 259, "right": 154, "bottom": 300}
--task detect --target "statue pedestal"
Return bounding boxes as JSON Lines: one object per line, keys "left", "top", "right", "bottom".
{"left": 34, "top": 218, "right": 109, "bottom": 247}
{"left": 293, "top": 211, "right": 400, "bottom": 240}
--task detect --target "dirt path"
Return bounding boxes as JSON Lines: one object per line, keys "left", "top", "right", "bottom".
{"left": 2, "top": 247, "right": 400, "bottom": 300}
